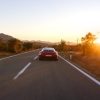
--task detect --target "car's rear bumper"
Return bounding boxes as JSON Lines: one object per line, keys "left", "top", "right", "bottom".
{"left": 39, "top": 55, "right": 58, "bottom": 60}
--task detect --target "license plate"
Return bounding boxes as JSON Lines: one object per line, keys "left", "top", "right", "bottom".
{"left": 45, "top": 55, "right": 52, "bottom": 57}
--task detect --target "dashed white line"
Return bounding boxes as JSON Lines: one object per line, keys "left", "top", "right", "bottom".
{"left": 59, "top": 55, "right": 100, "bottom": 86}
{"left": 34, "top": 56, "right": 38, "bottom": 60}
{"left": 13, "top": 62, "right": 31, "bottom": 80}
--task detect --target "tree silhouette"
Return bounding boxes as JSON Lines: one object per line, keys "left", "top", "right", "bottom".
{"left": 23, "top": 42, "right": 33, "bottom": 50}
{"left": 0, "top": 38, "right": 3, "bottom": 51}
{"left": 0, "top": 38, "right": 6, "bottom": 51}
{"left": 8, "top": 38, "right": 23, "bottom": 53}
{"left": 81, "top": 32, "right": 96, "bottom": 55}
{"left": 58, "top": 40, "right": 67, "bottom": 52}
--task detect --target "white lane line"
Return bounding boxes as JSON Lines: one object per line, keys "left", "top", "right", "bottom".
{"left": 0, "top": 49, "right": 39, "bottom": 61}
{"left": 59, "top": 55, "right": 100, "bottom": 86}
{"left": 13, "top": 62, "right": 31, "bottom": 80}
{"left": 34, "top": 56, "right": 38, "bottom": 60}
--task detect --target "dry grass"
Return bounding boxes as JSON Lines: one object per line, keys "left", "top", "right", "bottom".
{"left": 0, "top": 52, "right": 14, "bottom": 58}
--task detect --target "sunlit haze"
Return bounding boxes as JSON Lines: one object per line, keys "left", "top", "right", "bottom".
{"left": 0, "top": 0, "right": 100, "bottom": 42}
{"left": 95, "top": 38, "right": 100, "bottom": 44}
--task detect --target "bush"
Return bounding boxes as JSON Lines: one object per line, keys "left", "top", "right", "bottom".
{"left": 8, "top": 39, "right": 23, "bottom": 53}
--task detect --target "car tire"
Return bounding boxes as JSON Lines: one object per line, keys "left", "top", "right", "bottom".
{"left": 39, "top": 57, "right": 43, "bottom": 60}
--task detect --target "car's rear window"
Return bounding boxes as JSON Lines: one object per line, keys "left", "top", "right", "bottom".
{"left": 43, "top": 50, "right": 54, "bottom": 52}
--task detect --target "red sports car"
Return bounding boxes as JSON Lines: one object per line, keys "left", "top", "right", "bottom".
{"left": 38, "top": 47, "right": 58, "bottom": 60}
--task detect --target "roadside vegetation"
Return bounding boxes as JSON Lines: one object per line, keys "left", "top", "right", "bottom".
{"left": 52, "top": 32, "right": 100, "bottom": 79}
{"left": 0, "top": 37, "right": 42, "bottom": 58}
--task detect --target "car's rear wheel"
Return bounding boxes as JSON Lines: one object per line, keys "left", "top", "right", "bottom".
{"left": 53, "top": 57, "right": 58, "bottom": 61}
{"left": 55, "top": 59, "right": 58, "bottom": 61}
{"left": 39, "top": 57, "right": 43, "bottom": 60}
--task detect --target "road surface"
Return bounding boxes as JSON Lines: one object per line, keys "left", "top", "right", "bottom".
{"left": 0, "top": 50, "right": 100, "bottom": 100}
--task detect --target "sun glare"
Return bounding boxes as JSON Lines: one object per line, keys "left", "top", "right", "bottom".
{"left": 94, "top": 38, "right": 100, "bottom": 44}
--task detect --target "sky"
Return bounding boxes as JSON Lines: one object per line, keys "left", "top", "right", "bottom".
{"left": 0, "top": 0, "right": 100, "bottom": 43}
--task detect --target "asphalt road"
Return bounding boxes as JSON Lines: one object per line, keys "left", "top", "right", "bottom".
{"left": 0, "top": 50, "right": 100, "bottom": 100}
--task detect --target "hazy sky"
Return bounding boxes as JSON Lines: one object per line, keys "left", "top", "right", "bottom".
{"left": 0, "top": 0, "right": 100, "bottom": 42}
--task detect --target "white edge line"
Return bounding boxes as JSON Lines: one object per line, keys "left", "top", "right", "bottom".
{"left": 13, "top": 62, "right": 31, "bottom": 80}
{"left": 59, "top": 55, "right": 100, "bottom": 86}
{"left": 0, "top": 49, "right": 39, "bottom": 61}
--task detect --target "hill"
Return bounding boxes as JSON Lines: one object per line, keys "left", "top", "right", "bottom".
{"left": 0, "top": 33, "right": 14, "bottom": 42}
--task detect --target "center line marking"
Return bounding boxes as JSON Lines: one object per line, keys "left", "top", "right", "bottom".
{"left": 34, "top": 56, "right": 38, "bottom": 60}
{"left": 13, "top": 62, "right": 31, "bottom": 80}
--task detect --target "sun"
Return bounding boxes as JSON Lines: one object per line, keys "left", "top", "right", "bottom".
{"left": 94, "top": 38, "right": 100, "bottom": 44}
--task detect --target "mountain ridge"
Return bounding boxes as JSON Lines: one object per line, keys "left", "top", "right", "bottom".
{"left": 0, "top": 33, "right": 15, "bottom": 42}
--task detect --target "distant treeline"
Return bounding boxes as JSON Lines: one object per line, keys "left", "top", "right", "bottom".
{"left": 0, "top": 32, "right": 100, "bottom": 56}
{"left": 52, "top": 32, "right": 100, "bottom": 56}
{"left": 0, "top": 38, "right": 42, "bottom": 53}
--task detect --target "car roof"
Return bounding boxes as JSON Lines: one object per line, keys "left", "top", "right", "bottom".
{"left": 42, "top": 47, "right": 55, "bottom": 51}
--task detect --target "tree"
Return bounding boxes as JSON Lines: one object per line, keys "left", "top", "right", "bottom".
{"left": 8, "top": 38, "right": 23, "bottom": 53}
{"left": 0, "top": 38, "right": 6, "bottom": 51}
{"left": 58, "top": 40, "right": 67, "bottom": 52}
{"left": 84, "top": 32, "right": 96, "bottom": 44}
{"left": 0, "top": 38, "right": 3, "bottom": 46}
{"left": 23, "top": 42, "right": 33, "bottom": 50}
{"left": 0, "top": 38, "right": 3, "bottom": 51}
{"left": 81, "top": 32, "right": 96, "bottom": 55}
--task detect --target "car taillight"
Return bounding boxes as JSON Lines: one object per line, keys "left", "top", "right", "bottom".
{"left": 52, "top": 52, "right": 56, "bottom": 55}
